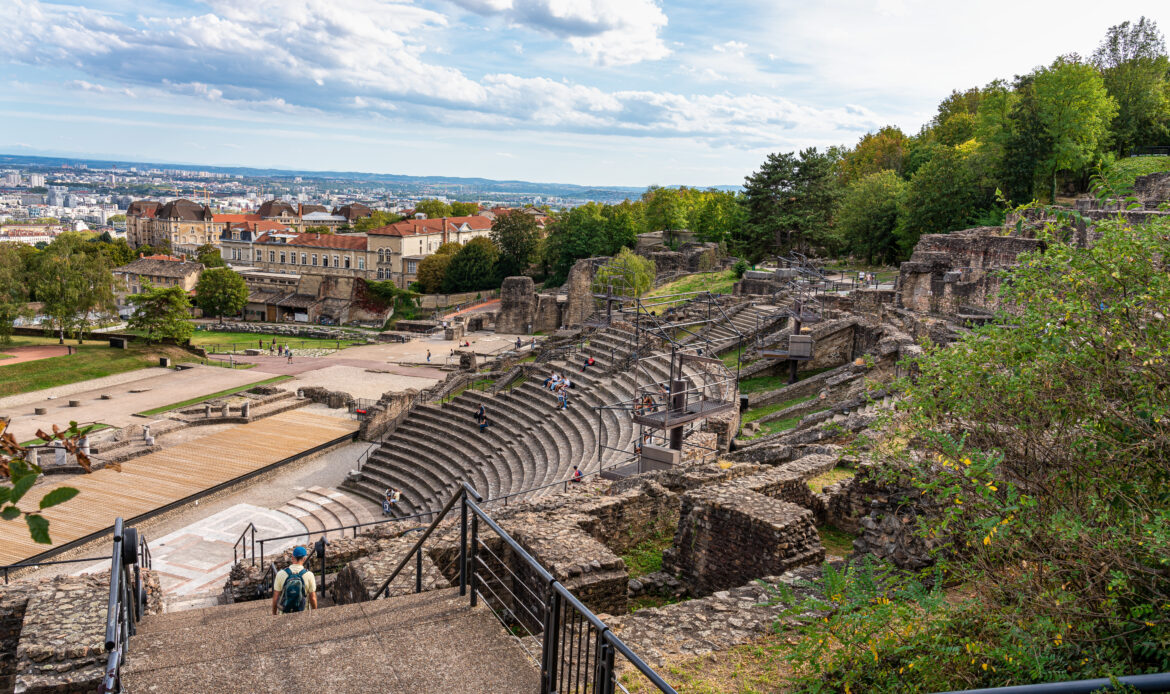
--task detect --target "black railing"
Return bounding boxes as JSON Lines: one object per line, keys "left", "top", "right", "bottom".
{"left": 376, "top": 483, "right": 676, "bottom": 694}
{"left": 936, "top": 672, "right": 1170, "bottom": 693}
{"left": 101, "top": 518, "right": 150, "bottom": 694}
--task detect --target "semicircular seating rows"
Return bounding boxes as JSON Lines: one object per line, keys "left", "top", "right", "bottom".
{"left": 342, "top": 327, "right": 696, "bottom": 519}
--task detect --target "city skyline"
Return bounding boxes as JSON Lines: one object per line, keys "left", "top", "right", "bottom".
{"left": 1, "top": 0, "right": 1162, "bottom": 187}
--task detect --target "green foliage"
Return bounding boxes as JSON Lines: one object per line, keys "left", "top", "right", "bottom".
{"left": 450, "top": 201, "right": 480, "bottom": 216}
{"left": 31, "top": 232, "right": 118, "bottom": 343}
{"left": 107, "top": 214, "right": 127, "bottom": 223}
{"left": 1104, "top": 155, "right": 1170, "bottom": 189}
{"left": 732, "top": 259, "right": 750, "bottom": 278}
{"left": 838, "top": 126, "right": 909, "bottom": 184}
{"left": 543, "top": 202, "right": 638, "bottom": 284}
{"left": 593, "top": 248, "right": 655, "bottom": 298}
{"left": 414, "top": 199, "right": 452, "bottom": 219}
{"left": 194, "top": 267, "right": 248, "bottom": 321}
{"left": 1033, "top": 56, "right": 1118, "bottom": 200}
{"left": 490, "top": 210, "right": 540, "bottom": 278}
{"left": 0, "top": 418, "right": 91, "bottom": 544}
{"left": 352, "top": 210, "right": 403, "bottom": 233}
{"left": 416, "top": 252, "right": 453, "bottom": 294}
{"left": 838, "top": 170, "right": 907, "bottom": 264}
{"left": 195, "top": 243, "right": 226, "bottom": 268}
{"left": 897, "top": 147, "right": 985, "bottom": 252}
{"left": 738, "top": 147, "right": 842, "bottom": 260}
{"left": 127, "top": 280, "right": 194, "bottom": 342}
{"left": 0, "top": 244, "right": 29, "bottom": 345}
{"left": 777, "top": 214, "right": 1170, "bottom": 692}
{"left": 442, "top": 237, "right": 499, "bottom": 293}
{"left": 303, "top": 225, "right": 332, "bottom": 235}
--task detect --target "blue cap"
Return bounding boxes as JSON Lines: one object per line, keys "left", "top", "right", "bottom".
{"left": 292, "top": 546, "right": 308, "bottom": 558}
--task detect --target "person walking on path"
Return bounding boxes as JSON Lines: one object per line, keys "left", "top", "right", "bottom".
{"left": 479, "top": 415, "right": 490, "bottom": 432}
{"left": 476, "top": 403, "right": 486, "bottom": 424}
{"left": 272, "top": 546, "right": 317, "bottom": 615}
{"left": 426, "top": 349, "right": 431, "bottom": 363}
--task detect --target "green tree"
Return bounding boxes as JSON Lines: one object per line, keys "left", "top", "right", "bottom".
{"left": 737, "top": 147, "right": 841, "bottom": 260}
{"left": 352, "top": 211, "right": 403, "bottom": 233}
{"left": 414, "top": 199, "right": 453, "bottom": 219}
{"left": 643, "top": 187, "right": 689, "bottom": 232}
{"left": 838, "top": 126, "right": 910, "bottom": 184}
{"left": 127, "top": 281, "right": 194, "bottom": 342}
{"left": 442, "top": 237, "right": 499, "bottom": 293}
{"left": 1033, "top": 57, "right": 1118, "bottom": 200}
{"left": 897, "top": 147, "right": 984, "bottom": 252}
{"left": 490, "top": 210, "right": 540, "bottom": 279}
{"left": 107, "top": 214, "right": 127, "bottom": 223}
{"left": 195, "top": 243, "right": 226, "bottom": 268}
{"left": 32, "top": 233, "right": 117, "bottom": 344}
{"left": 543, "top": 203, "right": 607, "bottom": 283}
{"left": 602, "top": 199, "right": 645, "bottom": 251}
{"left": 303, "top": 225, "right": 333, "bottom": 235}
{"left": 0, "top": 244, "right": 29, "bottom": 344}
{"left": 1093, "top": 17, "right": 1170, "bottom": 154}
{"left": 838, "top": 170, "right": 907, "bottom": 264}
{"left": 416, "top": 252, "right": 453, "bottom": 294}
{"left": 689, "top": 191, "right": 744, "bottom": 245}
{"left": 450, "top": 201, "right": 480, "bottom": 216}
{"left": 593, "top": 248, "right": 655, "bottom": 297}
{"left": 194, "top": 268, "right": 248, "bottom": 323}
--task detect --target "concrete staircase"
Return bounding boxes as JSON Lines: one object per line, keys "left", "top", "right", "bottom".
{"left": 276, "top": 486, "right": 377, "bottom": 538}
{"left": 697, "top": 303, "right": 782, "bottom": 346}
{"left": 342, "top": 328, "right": 688, "bottom": 518}
{"left": 122, "top": 587, "right": 538, "bottom": 693}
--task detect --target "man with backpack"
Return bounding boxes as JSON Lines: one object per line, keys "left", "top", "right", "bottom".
{"left": 272, "top": 546, "right": 318, "bottom": 615}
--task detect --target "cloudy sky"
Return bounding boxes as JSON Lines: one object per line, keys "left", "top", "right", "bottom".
{"left": 0, "top": 1, "right": 1162, "bottom": 187}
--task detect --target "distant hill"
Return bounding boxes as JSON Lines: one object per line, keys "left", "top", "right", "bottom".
{"left": 0, "top": 153, "right": 741, "bottom": 200}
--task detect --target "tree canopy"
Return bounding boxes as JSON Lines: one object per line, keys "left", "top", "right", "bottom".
{"left": 127, "top": 281, "right": 194, "bottom": 342}
{"left": 194, "top": 267, "right": 248, "bottom": 322}
{"left": 442, "top": 237, "right": 499, "bottom": 293}
{"left": 490, "top": 210, "right": 540, "bottom": 279}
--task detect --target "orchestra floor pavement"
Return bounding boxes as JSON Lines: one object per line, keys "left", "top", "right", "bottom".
{"left": 1, "top": 409, "right": 358, "bottom": 565}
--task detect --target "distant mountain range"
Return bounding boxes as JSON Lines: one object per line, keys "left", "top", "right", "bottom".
{"left": 0, "top": 153, "right": 741, "bottom": 200}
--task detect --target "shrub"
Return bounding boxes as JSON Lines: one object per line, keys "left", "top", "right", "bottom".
{"left": 732, "top": 259, "right": 750, "bottom": 278}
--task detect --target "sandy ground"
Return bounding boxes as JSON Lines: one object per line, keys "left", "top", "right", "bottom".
{"left": 272, "top": 364, "right": 437, "bottom": 401}
{"left": 0, "top": 344, "right": 71, "bottom": 365}
{"left": 0, "top": 365, "right": 274, "bottom": 442}
{"left": 334, "top": 330, "right": 538, "bottom": 368}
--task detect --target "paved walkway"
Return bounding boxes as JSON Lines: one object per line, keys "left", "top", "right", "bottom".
{"left": 0, "top": 344, "right": 71, "bottom": 365}
{"left": 1, "top": 410, "right": 358, "bottom": 564}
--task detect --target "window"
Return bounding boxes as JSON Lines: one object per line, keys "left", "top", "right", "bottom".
{"left": 377, "top": 268, "right": 384, "bottom": 279}
{"left": 358, "top": 257, "right": 365, "bottom": 270}
{"left": 301, "top": 253, "right": 307, "bottom": 264}
{"left": 322, "top": 255, "right": 329, "bottom": 267}
{"left": 256, "top": 250, "right": 262, "bottom": 261}
{"left": 333, "top": 255, "right": 339, "bottom": 268}
{"left": 312, "top": 254, "right": 318, "bottom": 266}
{"left": 344, "top": 256, "right": 351, "bottom": 269}
{"left": 280, "top": 252, "right": 286, "bottom": 264}
{"left": 289, "top": 252, "right": 296, "bottom": 265}
{"left": 378, "top": 249, "right": 385, "bottom": 262}
{"left": 268, "top": 251, "right": 275, "bottom": 263}
{"left": 406, "top": 260, "right": 418, "bottom": 274}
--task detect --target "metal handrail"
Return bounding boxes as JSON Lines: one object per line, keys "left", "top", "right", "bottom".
{"left": 372, "top": 483, "right": 677, "bottom": 693}
{"left": 233, "top": 522, "right": 256, "bottom": 565}
{"left": 934, "top": 672, "right": 1170, "bottom": 693}
{"left": 101, "top": 518, "right": 147, "bottom": 693}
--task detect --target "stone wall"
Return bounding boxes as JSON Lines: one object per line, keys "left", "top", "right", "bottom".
{"left": 644, "top": 243, "right": 719, "bottom": 277}
{"left": 852, "top": 485, "right": 947, "bottom": 570}
{"left": 226, "top": 535, "right": 394, "bottom": 602}
{"left": 359, "top": 388, "right": 419, "bottom": 441}
{"left": 532, "top": 293, "right": 562, "bottom": 333}
{"left": 666, "top": 484, "right": 823, "bottom": 596}
{"left": 896, "top": 227, "right": 1043, "bottom": 317}
{"left": 494, "top": 276, "right": 537, "bottom": 334}
{"left": 562, "top": 258, "right": 598, "bottom": 327}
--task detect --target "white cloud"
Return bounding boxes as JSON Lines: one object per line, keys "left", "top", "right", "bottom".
{"left": 447, "top": 0, "right": 670, "bottom": 66}
{"left": 713, "top": 40, "right": 748, "bottom": 57}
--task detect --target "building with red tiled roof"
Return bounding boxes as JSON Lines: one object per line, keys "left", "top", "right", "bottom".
{"left": 112, "top": 254, "right": 205, "bottom": 313}
{"left": 366, "top": 215, "right": 493, "bottom": 286}
{"left": 228, "top": 230, "right": 375, "bottom": 280}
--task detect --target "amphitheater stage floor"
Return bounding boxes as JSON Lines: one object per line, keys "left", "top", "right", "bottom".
{"left": 2, "top": 410, "right": 359, "bottom": 565}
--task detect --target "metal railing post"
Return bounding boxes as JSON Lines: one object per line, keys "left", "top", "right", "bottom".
{"left": 459, "top": 492, "right": 468, "bottom": 597}
{"left": 469, "top": 511, "right": 479, "bottom": 607}
{"left": 541, "top": 586, "right": 561, "bottom": 694}
{"left": 415, "top": 547, "right": 422, "bottom": 594}
{"left": 597, "top": 640, "right": 615, "bottom": 694}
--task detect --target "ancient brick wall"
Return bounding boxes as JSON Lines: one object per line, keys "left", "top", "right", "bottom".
{"left": 495, "top": 276, "right": 537, "bottom": 334}
{"left": 666, "top": 485, "right": 823, "bottom": 596}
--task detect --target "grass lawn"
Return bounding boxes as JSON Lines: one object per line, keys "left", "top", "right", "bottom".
{"left": 0, "top": 338, "right": 196, "bottom": 398}
{"left": 737, "top": 366, "right": 836, "bottom": 395}
{"left": 742, "top": 407, "right": 827, "bottom": 439}
{"left": 644, "top": 271, "right": 739, "bottom": 312}
{"left": 806, "top": 466, "right": 856, "bottom": 493}
{"left": 817, "top": 524, "right": 857, "bottom": 557}
{"left": 740, "top": 394, "right": 816, "bottom": 424}
{"left": 190, "top": 330, "right": 365, "bottom": 350}
{"left": 626, "top": 637, "right": 796, "bottom": 693}
{"left": 621, "top": 526, "right": 676, "bottom": 578}
{"left": 135, "top": 375, "right": 293, "bottom": 416}
{"left": 20, "top": 422, "right": 113, "bottom": 446}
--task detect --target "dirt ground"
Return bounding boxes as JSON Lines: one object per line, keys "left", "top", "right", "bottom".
{"left": 0, "top": 344, "right": 71, "bottom": 365}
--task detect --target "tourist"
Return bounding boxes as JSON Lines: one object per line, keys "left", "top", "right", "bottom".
{"left": 476, "top": 403, "right": 486, "bottom": 424}
{"left": 515, "top": 337, "right": 522, "bottom": 349}
{"left": 570, "top": 465, "right": 583, "bottom": 483}
{"left": 383, "top": 488, "right": 394, "bottom": 515}
{"left": 543, "top": 374, "right": 554, "bottom": 389}
{"left": 272, "top": 546, "right": 317, "bottom": 615}
{"left": 426, "top": 349, "right": 431, "bottom": 363}
{"left": 479, "top": 415, "right": 490, "bottom": 432}
{"left": 581, "top": 356, "right": 595, "bottom": 372}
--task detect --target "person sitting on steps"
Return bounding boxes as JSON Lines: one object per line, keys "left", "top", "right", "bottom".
{"left": 570, "top": 465, "right": 583, "bottom": 483}
{"left": 581, "top": 356, "right": 595, "bottom": 372}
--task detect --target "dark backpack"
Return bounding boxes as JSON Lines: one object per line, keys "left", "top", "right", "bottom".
{"left": 278, "top": 567, "right": 308, "bottom": 613}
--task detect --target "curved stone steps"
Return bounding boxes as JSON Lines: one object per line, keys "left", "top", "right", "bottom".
{"left": 367, "top": 449, "right": 451, "bottom": 514}
{"left": 432, "top": 401, "right": 528, "bottom": 497}
{"left": 464, "top": 392, "right": 562, "bottom": 496}
{"left": 406, "top": 410, "right": 503, "bottom": 500}
{"left": 440, "top": 398, "right": 536, "bottom": 495}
